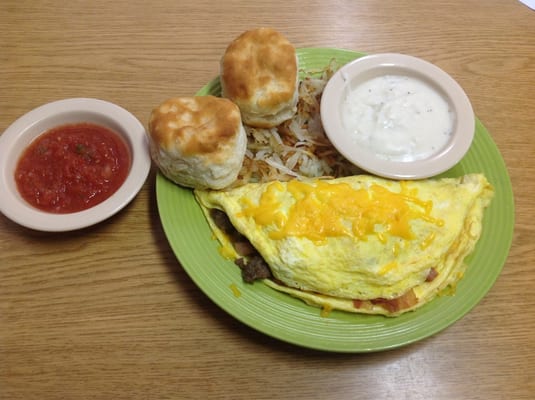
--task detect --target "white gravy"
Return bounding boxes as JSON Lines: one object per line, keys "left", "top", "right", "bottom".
{"left": 341, "top": 75, "right": 454, "bottom": 162}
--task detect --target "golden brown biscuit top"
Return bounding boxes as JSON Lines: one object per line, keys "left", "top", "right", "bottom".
{"left": 148, "top": 96, "right": 242, "bottom": 159}
{"left": 220, "top": 28, "right": 297, "bottom": 110}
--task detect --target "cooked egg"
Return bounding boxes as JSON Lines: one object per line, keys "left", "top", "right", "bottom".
{"left": 195, "top": 173, "right": 493, "bottom": 316}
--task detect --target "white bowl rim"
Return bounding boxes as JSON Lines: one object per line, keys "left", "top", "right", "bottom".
{"left": 0, "top": 97, "right": 151, "bottom": 231}
{"left": 320, "top": 53, "right": 475, "bottom": 179}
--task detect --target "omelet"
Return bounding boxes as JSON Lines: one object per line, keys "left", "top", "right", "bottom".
{"left": 194, "top": 174, "right": 493, "bottom": 316}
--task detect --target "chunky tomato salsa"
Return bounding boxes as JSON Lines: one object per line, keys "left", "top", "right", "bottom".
{"left": 15, "top": 123, "right": 131, "bottom": 213}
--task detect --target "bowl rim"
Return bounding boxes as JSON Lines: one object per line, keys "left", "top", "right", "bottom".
{"left": 320, "top": 52, "right": 475, "bottom": 179}
{"left": 0, "top": 97, "right": 151, "bottom": 231}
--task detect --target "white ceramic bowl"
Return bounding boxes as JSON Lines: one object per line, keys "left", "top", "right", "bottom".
{"left": 320, "top": 53, "right": 475, "bottom": 179}
{"left": 0, "top": 98, "right": 151, "bottom": 231}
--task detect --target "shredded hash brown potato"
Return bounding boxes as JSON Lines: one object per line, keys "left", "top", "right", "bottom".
{"left": 232, "top": 59, "right": 361, "bottom": 187}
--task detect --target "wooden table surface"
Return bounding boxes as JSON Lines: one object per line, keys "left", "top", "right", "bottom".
{"left": 1, "top": 1, "right": 534, "bottom": 399}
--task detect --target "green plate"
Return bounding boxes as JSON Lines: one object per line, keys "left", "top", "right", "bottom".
{"left": 156, "top": 48, "right": 514, "bottom": 352}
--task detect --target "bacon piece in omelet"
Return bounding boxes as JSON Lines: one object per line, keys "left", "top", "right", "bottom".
{"left": 194, "top": 174, "right": 493, "bottom": 316}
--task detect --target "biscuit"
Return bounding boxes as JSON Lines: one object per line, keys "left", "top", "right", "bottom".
{"left": 148, "top": 96, "right": 246, "bottom": 189}
{"left": 220, "top": 28, "right": 298, "bottom": 128}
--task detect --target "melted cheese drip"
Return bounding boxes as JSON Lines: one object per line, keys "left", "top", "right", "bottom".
{"left": 379, "top": 261, "right": 399, "bottom": 275}
{"left": 240, "top": 180, "right": 443, "bottom": 244}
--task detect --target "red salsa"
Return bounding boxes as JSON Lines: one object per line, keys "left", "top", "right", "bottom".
{"left": 15, "top": 123, "right": 131, "bottom": 213}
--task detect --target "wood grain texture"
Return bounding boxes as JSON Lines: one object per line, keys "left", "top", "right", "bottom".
{"left": 1, "top": 0, "right": 534, "bottom": 399}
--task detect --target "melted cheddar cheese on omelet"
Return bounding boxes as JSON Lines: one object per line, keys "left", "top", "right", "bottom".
{"left": 194, "top": 174, "right": 493, "bottom": 316}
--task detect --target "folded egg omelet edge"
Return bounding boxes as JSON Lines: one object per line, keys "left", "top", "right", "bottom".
{"left": 194, "top": 173, "right": 494, "bottom": 316}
